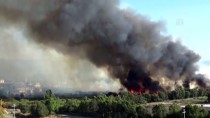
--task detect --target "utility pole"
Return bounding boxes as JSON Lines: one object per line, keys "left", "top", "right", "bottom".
{"left": 183, "top": 108, "right": 186, "bottom": 118}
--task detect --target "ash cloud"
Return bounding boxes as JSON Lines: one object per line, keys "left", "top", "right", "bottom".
{"left": 0, "top": 27, "right": 120, "bottom": 94}
{"left": 0, "top": 0, "right": 207, "bottom": 92}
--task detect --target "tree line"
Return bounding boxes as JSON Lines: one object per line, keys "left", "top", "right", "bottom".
{"left": 3, "top": 87, "right": 210, "bottom": 118}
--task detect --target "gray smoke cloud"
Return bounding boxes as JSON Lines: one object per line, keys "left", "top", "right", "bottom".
{"left": 0, "top": 0, "right": 206, "bottom": 92}
{"left": 0, "top": 26, "right": 120, "bottom": 94}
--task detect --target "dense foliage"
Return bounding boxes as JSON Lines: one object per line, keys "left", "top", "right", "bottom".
{"left": 185, "top": 104, "right": 209, "bottom": 118}
{"left": 2, "top": 87, "right": 210, "bottom": 118}
{"left": 31, "top": 101, "right": 49, "bottom": 117}
{"left": 152, "top": 104, "right": 168, "bottom": 118}
{"left": 167, "top": 103, "right": 182, "bottom": 118}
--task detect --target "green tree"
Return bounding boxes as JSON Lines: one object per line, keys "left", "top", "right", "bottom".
{"left": 19, "top": 103, "right": 31, "bottom": 113}
{"left": 170, "top": 87, "right": 185, "bottom": 100}
{"left": 19, "top": 99, "right": 31, "bottom": 113}
{"left": 64, "top": 99, "right": 81, "bottom": 113}
{"left": 45, "top": 97, "right": 63, "bottom": 114}
{"left": 121, "top": 92, "right": 135, "bottom": 102}
{"left": 95, "top": 93, "right": 109, "bottom": 103}
{"left": 159, "top": 92, "right": 168, "bottom": 101}
{"left": 206, "top": 88, "right": 210, "bottom": 95}
{"left": 136, "top": 105, "right": 151, "bottom": 118}
{"left": 198, "top": 88, "right": 205, "bottom": 97}
{"left": 31, "top": 101, "right": 49, "bottom": 117}
{"left": 207, "top": 92, "right": 210, "bottom": 102}
{"left": 185, "top": 104, "right": 208, "bottom": 118}
{"left": 88, "top": 99, "right": 99, "bottom": 113}
{"left": 185, "top": 90, "right": 191, "bottom": 98}
{"left": 142, "top": 93, "right": 151, "bottom": 102}
{"left": 78, "top": 97, "right": 91, "bottom": 114}
{"left": 113, "top": 100, "right": 137, "bottom": 118}
{"left": 151, "top": 94, "right": 160, "bottom": 102}
{"left": 152, "top": 104, "right": 168, "bottom": 118}
{"left": 44, "top": 89, "right": 55, "bottom": 99}
{"left": 78, "top": 98, "right": 99, "bottom": 116}
{"left": 190, "top": 89, "right": 198, "bottom": 97}
{"left": 137, "top": 95, "right": 147, "bottom": 104}
{"left": 207, "top": 112, "right": 210, "bottom": 118}
{"left": 167, "top": 103, "right": 182, "bottom": 118}
{"left": 97, "top": 97, "right": 113, "bottom": 117}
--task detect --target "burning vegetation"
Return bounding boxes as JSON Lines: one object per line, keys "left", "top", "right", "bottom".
{"left": 124, "top": 65, "right": 162, "bottom": 94}
{"left": 0, "top": 0, "right": 209, "bottom": 94}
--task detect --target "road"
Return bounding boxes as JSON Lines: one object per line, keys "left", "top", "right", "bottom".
{"left": 44, "top": 114, "right": 91, "bottom": 118}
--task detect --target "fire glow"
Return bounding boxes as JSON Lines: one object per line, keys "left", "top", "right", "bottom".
{"left": 129, "top": 89, "right": 145, "bottom": 94}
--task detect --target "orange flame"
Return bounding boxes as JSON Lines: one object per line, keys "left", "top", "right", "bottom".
{"left": 130, "top": 89, "right": 135, "bottom": 94}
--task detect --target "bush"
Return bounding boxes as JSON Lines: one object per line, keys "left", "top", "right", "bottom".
{"left": 185, "top": 104, "right": 208, "bottom": 118}
{"left": 45, "top": 97, "right": 64, "bottom": 113}
{"left": 142, "top": 93, "right": 151, "bottom": 102}
{"left": 174, "top": 87, "right": 185, "bottom": 99}
{"left": 31, "top": 101, "right": 49, "bottom": 117}
{"left": 159, "top": 92, "right": 168, "bottom": 101}
{"left": 19, "top": 99, "right": 31, "bottom": 113}
{"left": 185, "top": 90, "right": 191, "bottom": 98}
{"left": 151, "top": 94, "right": 160, "bottom": 102}
{"left": 63, "top": 99, "right": 81, "bottom": 113}
{"left": 208, "top": 92, "right": 210, "bottom": 102}
{"left": 189, "top": 89, "right": 198, "bottom": 98}
{"left": 19, "top": 103, "right": 31, "bottom": 113}
{"left": 152, "top": 104, "right": 168, "bottom": 118}
{"left": 136, "top": 105, "right": 151, "bottom": 118}
{"left": 167, "top": 103, "right": 182, "bottom": 118}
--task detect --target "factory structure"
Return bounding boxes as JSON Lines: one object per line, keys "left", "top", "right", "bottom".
{"left": 0, "top": 79, "right": 43, "bottom": 98}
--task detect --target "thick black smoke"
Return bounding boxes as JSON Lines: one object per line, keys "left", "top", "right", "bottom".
{"left": 194, "top": 74, "right": 210, "bottom": 88}
{"left": 125, "top": 65, "right": 163, "bottom": 93}
{"left": 0, "top": 0, "right": 207, "bottom": 92}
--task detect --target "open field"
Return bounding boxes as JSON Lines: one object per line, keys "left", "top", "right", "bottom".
{"left": 146, "top": 96, "right": 208, "bottom": 106}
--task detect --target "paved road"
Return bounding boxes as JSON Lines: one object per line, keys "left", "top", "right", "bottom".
{"left": 57, "top": 114, "right": 91, "bottom": 118}
{"left": 44, "top": 114, "right": 91, "bottom": 118}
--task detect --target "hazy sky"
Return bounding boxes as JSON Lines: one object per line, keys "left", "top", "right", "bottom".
{"left": 120, "top": 0, "right": 210, "bottom": 76}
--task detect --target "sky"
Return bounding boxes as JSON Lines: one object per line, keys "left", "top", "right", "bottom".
{"left": 120, "top": 0, "right": 210, "bottom": 76}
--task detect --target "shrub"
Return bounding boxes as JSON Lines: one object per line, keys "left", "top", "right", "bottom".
{"left": 136, "top": 105, "right": 151, "bottom": 118}
{"left": 31, "top": 101, "right": 49, "bottom": 117}
{"left": 152, "top": 104, "right": 168, "bottom": 118}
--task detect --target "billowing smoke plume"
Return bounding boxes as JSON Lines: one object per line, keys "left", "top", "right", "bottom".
{"left": 0, "top": 27, "right": 121, "bottom": 93}
{"left": 0, "top": 0, "right": 208, "bottom": 92}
